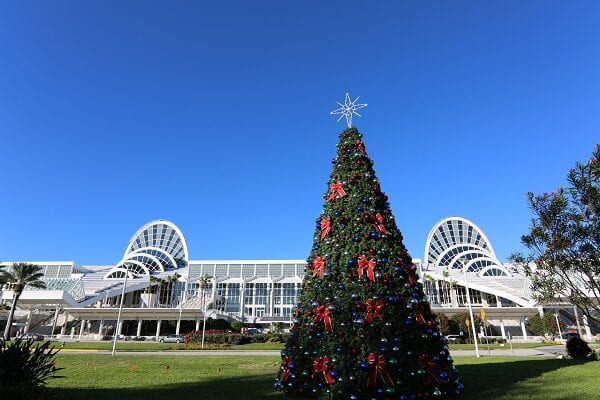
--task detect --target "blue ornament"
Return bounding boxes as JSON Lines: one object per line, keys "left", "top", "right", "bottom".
{"left": 392, "top": 346, "right": 400, "bottom": 352}
{"left": 393, "top": 337, "right": 401, "bottom": 343}
{"left": 338, "top": 283, "right": 345, "bottom": 290}
{"left": 311, "top": 300, "right": 319, "bottom": 307}
{"left": 355, "top": 318, "right": 365, "bottom": 325}
{"left": 380, "top": 346, "right": 388, "bottom": 353}
{"left": 362, "top": 198, "right": 370, "bottom": 204}
{"left": 456, "top": 383, "right": 464, "bottom": 393}
{"left": 380, "top": 257, "right": 388, "bottom": 263}
{"left": 316, "top": 332, "right": 322, "bottom": 338}
{"left": 394, "top": 266, "right": 402, "bottom": 273}
{"left": 335, "top": 210, "right": 342, "bottom": 217}
{"left": 439, "top": 371, "right": 448, "bottom": 380}
{"left": 330, "top": 369, "right": 339, "bottom": 378}
{"left": 331, "top": 159, "right": 336, "bottom": 164}
{"left": 359, "top": 361, "right": 369, "bottom": 370}
{"left": 336, "top": 347, "right": 343, "bottom": 353}
{"left": 380, "top": 337, "right": 388, "bottom": 343}
{"left": 357, "top": 206, "right": 364, "bottom": 212}
{"left": 327, "top": 304, "right": 336, "bottom": 311}
{"left": 353, "top": 235, "right": 362, "bottom": 243}
{"left": 350, "top": 396, "right": 357, "bottom": 400}
{"left": 405, "top": 317, "right": 414, "bottom": 325}
{"left": 348, "top": 258, "right": 357, "bottom": 266}
{"left": 387, "top": 295, "right": 398, "bottom": 303}
{"left": 352, "top": 311, "right": 360, "bottom": 320}
{"left": 370, "top": 231, "right": 380, "bottom": 239}
{"left": 280, "top": 349, "right": 287, "bottom": 356}
{"left": 376, "top": 387, "right": 385, "bottom": 395}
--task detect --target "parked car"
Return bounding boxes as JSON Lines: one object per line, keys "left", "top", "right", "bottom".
{"left": 159, "top": 334, "right": 184, "bottom": 343}
{"left": 20, "top": 333, "right": 45, "bottom": 341}
{"left": 445, "top": 335, "right": 464, "bottom": 344}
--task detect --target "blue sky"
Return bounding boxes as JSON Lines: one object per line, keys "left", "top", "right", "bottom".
{"left": 1, "top": 1, "right": 599, "bottom": 265}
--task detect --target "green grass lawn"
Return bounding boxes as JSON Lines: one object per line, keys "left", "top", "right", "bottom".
{"left": 46, "top": 354, "right": 600, "bottom": 400}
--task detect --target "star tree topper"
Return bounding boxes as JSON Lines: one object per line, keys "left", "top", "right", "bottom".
{"left": 330, "top": 92, "right": 368, "bottom": 128}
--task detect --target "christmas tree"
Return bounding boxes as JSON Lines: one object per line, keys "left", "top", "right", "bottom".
{"left": 276, "top": 101, "right": 463, "bottom": 399}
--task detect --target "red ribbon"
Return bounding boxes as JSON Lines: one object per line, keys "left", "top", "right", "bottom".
{"left": 418, "top": 352, "right": 448, "bottom": 384}
{"left": 365, "top": 299, "right": 385, "bottom": 323}
{"left": 310, "top": 256, "right": 326, "bottom": 279}
{"left": 280, "top": 356, "right": 292, "bottom": 382}
{"left": 314, "top": 304, "right": 333, "bottom": 332}
{"left": 367, "top": 353, "right": 394, "bottom": 386}
{"left": 312, "top": 356, "right": 336, "bottom": 384}
{"left": 320, "top": 217, "right": 331, "bottom": 240}
{"left": 357, "top": 255, "right": 376, "bottom": 281}
{"left": 416, "top": 311, "right": 427, "bottom": 326}
{"left": 357, "top": 139, "right": 366, "bottom": 154}
{"left": 328, "top": 180, "right": 346, "bottom": 201}
{"left": 373, "top": 213, "right": 387, "bottom": 234}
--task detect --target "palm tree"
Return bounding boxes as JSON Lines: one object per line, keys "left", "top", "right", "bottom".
{"left": 197, "top": 274, "right": 213, "bottom": 311}
{"left": 2, "top": 263, "right": 46, "bottom": 339}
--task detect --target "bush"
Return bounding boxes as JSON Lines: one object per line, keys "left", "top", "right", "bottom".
{"left": 231, "top": 320, "right": 244, "bottom": 332}
{"left": 566, "top": 337, "right": 598, "bottom": 360}
{"left": 0, "top": 338, "right": 62, "bottom": 397}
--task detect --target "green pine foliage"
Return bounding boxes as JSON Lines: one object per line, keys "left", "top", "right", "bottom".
{"left": 277, "top": 128, "right": 462, "bottom": 399}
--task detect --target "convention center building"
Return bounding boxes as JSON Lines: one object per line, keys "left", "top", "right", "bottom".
{"left": 0, "top": 217, "right": 594, "bottom": 340}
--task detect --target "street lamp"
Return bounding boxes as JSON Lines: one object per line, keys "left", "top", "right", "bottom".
{"left": 460, "top": 259, "right": 480, "bottom": 357}
{"left": 112, "top": 269, "right": 129, "bottom": 356}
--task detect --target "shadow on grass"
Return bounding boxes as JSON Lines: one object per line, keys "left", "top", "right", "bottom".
{"left": 457, "top": 358, "right": 591, "bottom": 399}
{"left": 48, "top": 358, "right": 591, "bottom": 400}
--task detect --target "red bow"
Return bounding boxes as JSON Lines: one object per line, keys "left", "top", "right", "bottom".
{"left": 312, "top": 356, "right": 336, "bottom": 384}
{"left": 365, "top": 299, "right": 385, "bottom": 323}
{"left": 280, "top": 356, "right": 292, "bottom": 382}
{"left": 314, "top": 304, "right": 333, "bottom": 332}
{"left": 357, "top": 139, "right": 366, "bottom": 154}
{"left": 366, "top": 353, "right": 394, "bottom": 386}
{"left": 310, "top": 256, "right": 326, "bottom": 279}
{"left": 320, "top": 217, "right": 331, "bottom": 240}
{"left": 418, "top": 352, "right": 448, "bottom": 384}
{"left": 357, "top": 255, "right": 376, "bottom": 281}
{"left": 328, "top": 180, "right": 346, "bottom": 201}
{"left": 373, "top": 213, "right": 387, "bottom": 234}
{"left": 416, "top": 311, "right": 428, "bottom": 326}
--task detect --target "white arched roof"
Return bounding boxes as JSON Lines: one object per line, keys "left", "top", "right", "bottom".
{"left": 104, "top": 220, "right": 188, "bottom": 280}
{"left": 424, "top": 216, "right": 509, "bottom": 277}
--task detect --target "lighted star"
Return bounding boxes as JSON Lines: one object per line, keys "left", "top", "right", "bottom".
{"left": 330, "top": 93, "right": 368, "bottom": 128}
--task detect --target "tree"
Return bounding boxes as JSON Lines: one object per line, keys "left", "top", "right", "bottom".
{"left": 277, "top": 127, "right": 462, "bottom": 399}
{"left": 516, "top": 144, "right": 600, "bottom": 324}
{"left": 1, "top": 263, "right": 46, "bottom": 339}
{"left": 526, "top": 313, "right": 559, "bottom": 337}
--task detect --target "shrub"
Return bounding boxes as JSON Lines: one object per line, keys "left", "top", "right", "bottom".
{"left": 231, "top": 320, "right": 244, "bottom": 332}
{"left": 0, "top": 338, "right": 62, "bottom": 397}
{"left": 566, "top": 337, "right": 598, "bottom": 360}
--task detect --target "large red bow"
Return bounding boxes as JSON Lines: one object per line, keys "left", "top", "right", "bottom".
{"left": 365, "top": 299, "right": 385, "bottom": 323}
{"left": 314, "top": 304, "right": 333, "bottom": 332}
{"left": 320, "top": 217, "right": 331, "bottom": 240}
{"left": 418, "top": 352, "right": 448, "bottom": 384}
{"left": 310, "top": 256, "right": 326, "bottom": 279}
{"left": 366, "top": 353, "right": 394, "bottom": 386}
{"left": 328, "top": 180, "right": 346, "bottom": 201}
{"left": 312, "top": 356, "right": 336, "bottom": 384}
{"left": 357, "top": 139, "right": 366, "bottom": 154}
{"left": 280, "top": 356, "right": 292, "bottom": 382}
{"left": 373, "top": 213, "right": 387, "bottom": 234}
{"left": 357, "top": 255, "right": 376, "bottom": 281}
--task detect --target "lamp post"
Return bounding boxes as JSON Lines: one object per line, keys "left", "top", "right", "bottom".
{"left": 461, "top": 259, "right": 480, "bottom": 357}
{"left": 554, "top": 312, "right": 563, "bottom": 340}
{"left": 111, "top": 269, "right": 129, "bottom": 356}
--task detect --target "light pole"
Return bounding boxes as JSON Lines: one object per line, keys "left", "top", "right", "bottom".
{"left": 461, "top": 259, "right": 480, "bottom": 357}
{"left": 112, "top": 269, "right": 129, "bottom": 356}
{"left": 554, "top": 312, "right": 563, "bottom": 340}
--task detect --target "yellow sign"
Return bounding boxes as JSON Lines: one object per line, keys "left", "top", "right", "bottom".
{"left": 465, "top": 318, "right": 471, "bottom": 327}
{"left": 480, "top": 309, "right": 486, "bottom": 320}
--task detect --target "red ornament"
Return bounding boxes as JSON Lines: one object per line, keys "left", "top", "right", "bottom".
{"left": 310, "top": 256, "right": 326, "bottom": 279}
{"left": 357, "top": 255, "right": 376, "bottom": 281}
{"left": 366, "top": 353, "right": 394, "bottom": 386}
{"left": 357, "top": 139, "right": 366, "bottom": 154}
{"left": 373, "top": 213, "right": 387, "bottom": 234}
{"left": 280, "top": 356, "right": 293, "bottom": 382}
{"left": 320, "top": 217, "right": 331, "bottom": 240}
{"left": 328, "top": 180, "right": 346, "bottom": 201}
{"left": 314, "top": 304, "right": 333, "bottom": 333}
{"left": 312, "top": 356, "right": 336, "bottom": 384}
{"left": 365, "top": 299, "right": 385, "bottom": 323}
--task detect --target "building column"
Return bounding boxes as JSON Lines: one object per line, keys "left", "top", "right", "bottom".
{"left": 50, "top": 308, "right": 61, "bottom": 338}
{"left": 175, "top": 318, "right": 181, "bottom": 335}
{"left": 136, "top": 320, "right": 143, "bottom": 336}
{"left": 583, "top": 314, "right": 593, "bottom": 341}
{"left": 98, "top": 319, "right": 104, "bottom": 338}
{"left": 269, "top": 282, "right": 275, "bottom": 317}
{"left": 521, "top": 319, "right": 527, "bottom": 340}
{"left": 537, "top": 306, "right": 544, "bottom": 317}
{"left": 60, "top": 313, "right": 70, "bottom": 336}
{"left": 24, "top": 310, "right": 33, "bottom": 333}
{"left": 117, "top": 320, "right": 124, "bottom": 336}
{"left": 156, "top": 320, "right": 162, "bottom": 339}
{"left": 496, "top": 296, "right": 503, "bottom": 307}
{"left": 240, "top": 282, "right": 246, "bottom": 321}
{"left": 79, "top": 319, "right": 86, "bottom": 339}
{"left": 500, "top": 320, "right": 506, "bottom": 339}
{"left": 195, "top": 318, "right": 200, "bottom": 331}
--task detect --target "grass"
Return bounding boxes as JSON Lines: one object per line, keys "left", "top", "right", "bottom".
{"left": 45, "top": 354, "right": 600, "bottom": 400}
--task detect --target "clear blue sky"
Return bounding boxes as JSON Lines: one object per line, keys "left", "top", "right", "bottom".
{"left": 1, "top": 1, "right": 599, "bottom": 265}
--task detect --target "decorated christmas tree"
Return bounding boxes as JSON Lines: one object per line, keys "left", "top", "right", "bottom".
{"left": 276, "top": 94, "right": 463, "bottom": 399}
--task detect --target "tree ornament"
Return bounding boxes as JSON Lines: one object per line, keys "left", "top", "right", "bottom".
{"left": 320, "top": 217, "right": 332, "bottom": 240}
